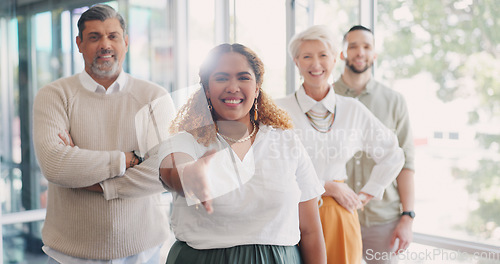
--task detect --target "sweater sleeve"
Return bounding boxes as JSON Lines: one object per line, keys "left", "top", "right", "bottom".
{"left": 33, "top": 83, "right": 123, "bottom": 189}
{"left": 101, "top": 146, "right": 166, "bottom": 200}
{"left": 101, "top": 91, "right": 176, "bottom": 200}
{"left": 357, "top": 103, "right": 405, "bottom": 199}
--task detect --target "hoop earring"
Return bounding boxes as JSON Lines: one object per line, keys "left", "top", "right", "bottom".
{"left": 253, "top": 98, "right": 258, "bottom": 121}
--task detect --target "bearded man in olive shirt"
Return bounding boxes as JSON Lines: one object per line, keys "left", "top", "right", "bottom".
{"left": 334, "top": 25, "right": 416, "bottom": 264}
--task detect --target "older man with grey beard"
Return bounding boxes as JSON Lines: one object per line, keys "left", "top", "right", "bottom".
{"left": 33, "top": 4, "right": 174, "bottom": 263}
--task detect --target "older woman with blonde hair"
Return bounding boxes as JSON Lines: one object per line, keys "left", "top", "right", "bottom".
{"left": 159, "top": 43, "right": 326, "bottom": 264}
{"left": 276, "top": 25, "right": 404, "bottom": 264}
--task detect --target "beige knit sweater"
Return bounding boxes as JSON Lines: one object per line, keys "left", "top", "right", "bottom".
{"left": 33, "top": 74, "right": 171, "bottom": 259}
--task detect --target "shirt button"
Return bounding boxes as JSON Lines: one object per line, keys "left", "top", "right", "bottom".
{"left": 356, "top": 160, "right": 361, "bottom": 165}
{"left": 356, "top": 182, "right": 361, "bottom": 186}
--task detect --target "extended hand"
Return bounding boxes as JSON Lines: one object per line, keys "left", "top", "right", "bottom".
{"left": 181, "top": 149, "right": 217, "bottom": 214}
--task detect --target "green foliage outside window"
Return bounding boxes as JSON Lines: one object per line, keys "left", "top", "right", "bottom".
{"left": 378, "top": 0, "right": 499, "bottom": 242}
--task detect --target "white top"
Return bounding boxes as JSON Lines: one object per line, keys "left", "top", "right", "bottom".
{"left": 159, "top": 124, "right": 325, "bottom": 249}
{"left": 276, "top": 86, "right": 404, "bottom": 199}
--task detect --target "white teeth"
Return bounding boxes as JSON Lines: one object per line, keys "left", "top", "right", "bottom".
{"left": 224, "top": 99, "right": 242, "bottom": 104}
{"left": 311, "top": 71, "right": 323, "bottom": 76}
{"left": 101, "top": 55, "right": 112, "bottom": 58}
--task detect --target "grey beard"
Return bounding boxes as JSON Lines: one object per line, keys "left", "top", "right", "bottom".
{"left": 91, "top": 58, "right": 119, "bottom": 78}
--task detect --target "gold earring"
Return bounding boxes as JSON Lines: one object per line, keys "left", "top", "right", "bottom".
{"left": 253, "top": 98, "right": 258, "bottom": 121}
{"left": 207, "top": 98, "right": 213, "bottom": 111}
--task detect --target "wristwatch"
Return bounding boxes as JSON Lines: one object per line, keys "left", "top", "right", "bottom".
{"left": 401, "top": 211, "right": 415, "bottom": 219}
{"left": 133, "top": 151, "right": 144, "bottom": 165}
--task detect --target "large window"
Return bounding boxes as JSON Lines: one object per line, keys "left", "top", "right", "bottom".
{"left": 376, "top": 0, "right": 500, "bottom": 248}
{"left": 129, "top": 0, "right": 172, "bottom": 89}
{"left": 310, "top": 0, "right": 358, "bottom": 87}
{"left": 233, "top": 0, "right": 287, "bottom": 98}
{"left": 1, "top": 0, "right": 176, "bottom": 262}
{"left": 188, "top": 0, "right": 215, "bottom": 87}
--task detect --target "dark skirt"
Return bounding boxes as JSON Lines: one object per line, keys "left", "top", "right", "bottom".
{"left": 166, "top": 241, "right": 303, "bottom": 264}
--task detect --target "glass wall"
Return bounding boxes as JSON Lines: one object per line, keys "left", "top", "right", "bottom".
{"left": 187, "top": 0, "right": 215, "bottom": 87}
{"left": 1, "top": 2, "right": 33, "bottom": 261}
{"left": 375, "top": 0, "right": 500, "bottom": 249}
{"left": 310, "top": 0, "right": 358, "bottom": 88}
{"left": 129, "top": 0, "right": 172, "bottom": 88}
{"left": 233, "top": 0, "right": 287, "bottom": 98}
{"left": 1, "top": 0, "right": 175, "bottom": 262}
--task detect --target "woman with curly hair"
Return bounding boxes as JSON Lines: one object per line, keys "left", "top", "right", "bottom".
{"left": 159, "top": 43, "right": 326, "bottom": 264}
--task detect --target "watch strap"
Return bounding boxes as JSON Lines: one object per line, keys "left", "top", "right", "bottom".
{"left": 402, "top": 211, "right": 415, "bottom": 218}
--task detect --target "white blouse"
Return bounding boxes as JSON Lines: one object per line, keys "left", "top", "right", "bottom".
{"left": 159, "top": 124, "right": 325, "bottom": 249}
{"left": 276, "top": 86, "right": 404, "bottom": 199}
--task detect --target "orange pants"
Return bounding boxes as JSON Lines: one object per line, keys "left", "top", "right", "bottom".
{"left": 319, "top": 196, "right": 362, "bottom": 264}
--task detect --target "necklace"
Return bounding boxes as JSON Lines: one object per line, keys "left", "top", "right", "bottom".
{"left": 305, "top": 108, "right": 335, "bottom": 133}
{"left": 218, "top": 122, "right": 257, "bottom": 143}
{"left": 295, "top": 92, "right": 336, "bottom": 133}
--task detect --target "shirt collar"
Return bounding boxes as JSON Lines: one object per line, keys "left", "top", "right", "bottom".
{"left": 336, "top": 75, "right": 376, "bottom": 97}
{"left": 295, "top": 85, "right": 336, "bottom": 113}
{"left": 79, "top": 70, "right": 128, "bottom": 94}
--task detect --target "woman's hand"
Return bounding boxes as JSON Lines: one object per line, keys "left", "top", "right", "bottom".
{"left": 358, "top": 191, "right": 373, "bottom": 208}
{"left": 179, "top": 149, "right": 217, "bottom": 214}
{"left": 324, "top": 181, "right": 361, "bottom": 213}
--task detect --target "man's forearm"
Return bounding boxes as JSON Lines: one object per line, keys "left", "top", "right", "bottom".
{"left": 397, "top": 168, "right": 415, "bottom": 211}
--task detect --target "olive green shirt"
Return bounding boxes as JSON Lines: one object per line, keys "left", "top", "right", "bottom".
{"left": 334, "top": 77, "right": 415, "bottom": 227}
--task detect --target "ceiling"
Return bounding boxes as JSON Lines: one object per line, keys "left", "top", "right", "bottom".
{"left": 0, "top": 0, "right": 102, "bottom": 16}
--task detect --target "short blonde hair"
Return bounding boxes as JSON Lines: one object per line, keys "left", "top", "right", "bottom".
{"left": 288, "top": 25, "right": 339, "bottom": 59}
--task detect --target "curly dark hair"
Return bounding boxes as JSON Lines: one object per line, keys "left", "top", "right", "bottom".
{"left": 170, "top": 43, "right": 293, "bottom": 146}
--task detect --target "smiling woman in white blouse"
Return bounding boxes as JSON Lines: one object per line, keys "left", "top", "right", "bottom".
{"left": 276, "top": 25, "right": 405, "bottom": 264}
{"left": 158, "top": 43, "right": 326, "bottom": 264}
